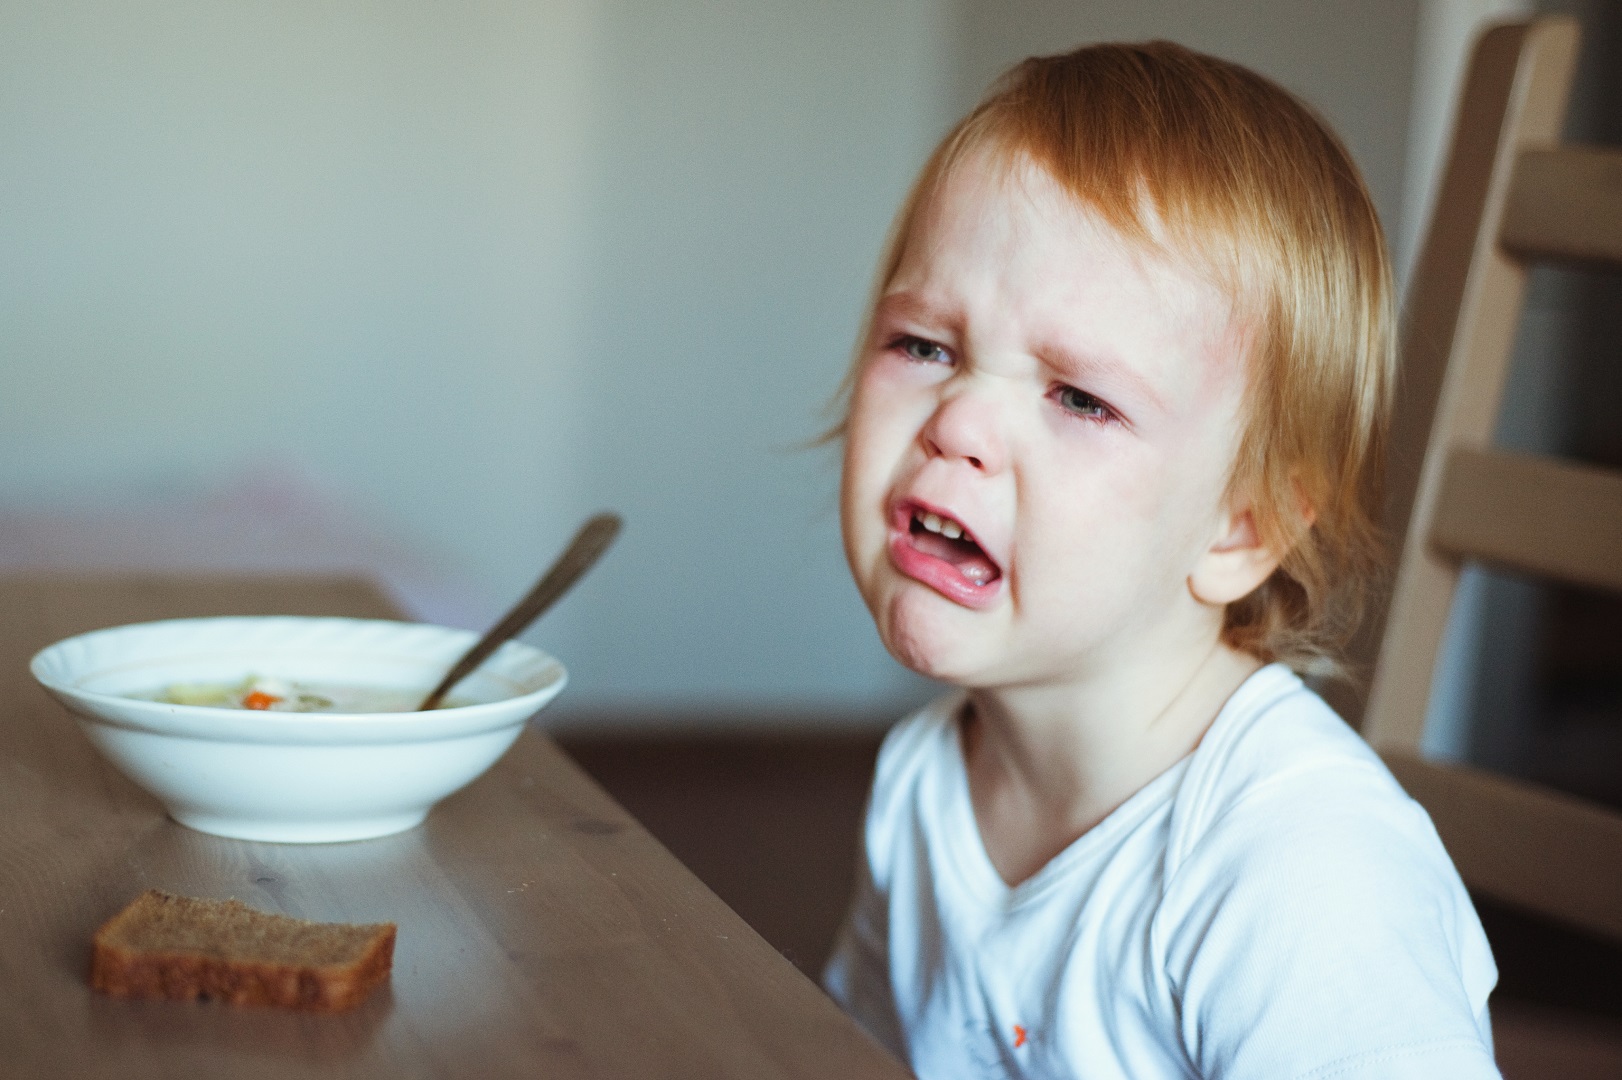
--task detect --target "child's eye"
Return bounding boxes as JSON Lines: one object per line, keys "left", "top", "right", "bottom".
{"left": 891, "top": 335, "right": 950, "bottom": 364}
{"left": 1052, "top": 385, "right": 1115, "bottom": 423}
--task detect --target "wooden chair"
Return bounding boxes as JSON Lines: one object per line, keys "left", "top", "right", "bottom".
{"left": 1359, "top": 15, "right": 1622, "bottom": 949}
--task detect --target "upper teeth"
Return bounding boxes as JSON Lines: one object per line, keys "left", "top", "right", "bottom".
{"left": 920, "top": 512, "right": 964, "bottom": 540}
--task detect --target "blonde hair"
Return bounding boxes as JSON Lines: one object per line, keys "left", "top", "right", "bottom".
{"left": 835, "top": 41, "right": 1394, "bottom": 676}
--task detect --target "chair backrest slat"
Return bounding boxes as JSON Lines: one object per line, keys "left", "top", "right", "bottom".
{"left": 1431, "top": 447, "right": 1622, "bottom": 592}
{"left": 1503, "top": 146, "right": 1622, "bottom": 265}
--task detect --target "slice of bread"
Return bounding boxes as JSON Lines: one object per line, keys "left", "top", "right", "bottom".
{"left": 90, "top": 890, "right": 395, "bottom": 1011}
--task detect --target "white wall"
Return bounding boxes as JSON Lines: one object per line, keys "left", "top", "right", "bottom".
{"left": 0, "top": 0, "right": 597, "bottom": 602}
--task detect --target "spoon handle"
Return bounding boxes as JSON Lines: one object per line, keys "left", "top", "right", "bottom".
{"left": 418, "top": 512, "right": 623, "bottom": 711}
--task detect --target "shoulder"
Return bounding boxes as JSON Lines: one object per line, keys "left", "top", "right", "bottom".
{"left": 1152, "top": 667, "right": 1497, "bottom": 1075}
{"left": 1165, "top": 664, "right": 1427, "bottom": 873}
{"left": 1163, "top": 664, "right": 1472, "bottom": 916}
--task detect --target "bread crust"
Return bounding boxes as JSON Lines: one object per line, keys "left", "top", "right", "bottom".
{"left": 90, "top": 891, "right": 396, "bottom": 1011}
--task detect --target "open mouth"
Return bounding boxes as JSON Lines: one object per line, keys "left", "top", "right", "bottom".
{"left": 888, "top": 501, "right": 1002, "bottom": 605}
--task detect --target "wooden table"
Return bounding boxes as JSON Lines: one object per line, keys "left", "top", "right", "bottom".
{"left": 0, "top": 575, "right": 909, "bottom": 1079}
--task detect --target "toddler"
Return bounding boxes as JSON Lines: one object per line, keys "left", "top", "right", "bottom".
{"left": 823, "top": 41, "right": 1500, "bottom": 1080}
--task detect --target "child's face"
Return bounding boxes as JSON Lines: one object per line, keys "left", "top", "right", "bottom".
{"left": 841, "top": 152, "right": 1254, "bottom": 688}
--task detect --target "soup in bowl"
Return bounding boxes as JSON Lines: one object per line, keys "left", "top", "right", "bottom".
{"left": 30, "top": 616, "right": 566, "bottom": 843}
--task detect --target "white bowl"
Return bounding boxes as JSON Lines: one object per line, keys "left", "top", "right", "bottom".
{"left": 30, "top": 616, "right": 566, "bottom": 843}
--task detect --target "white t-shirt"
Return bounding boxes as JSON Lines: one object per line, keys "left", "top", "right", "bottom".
{"left": 823, "top": 664, "right": 1500, "bottom": 1080}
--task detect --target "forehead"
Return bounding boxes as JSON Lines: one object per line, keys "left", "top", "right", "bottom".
{"left": 897, "top": 148, "right": 1223, "bottom": 313}
{"left": 887, "top": 150, "right": 1249, "bottom": 421}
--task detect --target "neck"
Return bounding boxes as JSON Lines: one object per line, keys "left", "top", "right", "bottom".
{"left": 962, "top": 633, "right": 1263, "bottom": 849}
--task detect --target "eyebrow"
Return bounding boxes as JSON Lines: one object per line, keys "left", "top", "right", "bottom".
{"left": 873, "top": 291, "right": 961, "bottom": 333}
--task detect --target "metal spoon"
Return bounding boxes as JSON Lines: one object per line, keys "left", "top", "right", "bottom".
{"left": 418, "top": 512, "right": 623, "bottom": 711}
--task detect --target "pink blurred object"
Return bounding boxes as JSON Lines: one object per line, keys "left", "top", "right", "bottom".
{"left": 0, "top": 462, "right": 486, "bottom": 630}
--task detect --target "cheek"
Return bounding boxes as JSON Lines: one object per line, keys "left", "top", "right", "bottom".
{"left": 1161, "top": 410, "right": 1246, "bottom": 538}
{"left": 840, "top": 381, "right": 903, "bottom": 559}
{"left": 839, "top": 399, "right": 884, "bottom": 523}
{"left": 842, "top": 368, "right": 926, "bottom": 500}
{"left": 1018, "top": 445, "right": 1192, "bottom": 599}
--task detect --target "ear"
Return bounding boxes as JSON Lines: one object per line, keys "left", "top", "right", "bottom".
{"left": 1188, "top": 503, "right": 1284, "bottom": 607}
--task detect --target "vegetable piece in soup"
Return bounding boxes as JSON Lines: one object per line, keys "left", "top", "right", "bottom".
{"left": 139, "top": 676, "right": 459, "bottom": 712}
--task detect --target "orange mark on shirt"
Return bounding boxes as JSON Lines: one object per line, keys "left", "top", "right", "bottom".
{"left": 1013, "top": 1025, "right": 1028, "bottom": 1049}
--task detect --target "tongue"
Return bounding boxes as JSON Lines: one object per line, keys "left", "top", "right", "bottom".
{"left": 911, "top": 530, "right": 1000, "bottom": 586}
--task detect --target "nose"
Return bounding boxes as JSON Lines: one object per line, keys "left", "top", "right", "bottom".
{"left": 920, "top": 380, "right": 1006, "bottom": 474}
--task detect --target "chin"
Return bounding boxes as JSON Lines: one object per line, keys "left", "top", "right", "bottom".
{"left": 877, "top": 587, "right": 989, "bottom": 684}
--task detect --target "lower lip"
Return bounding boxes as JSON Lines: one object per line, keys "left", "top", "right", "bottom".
{"left": 886, "top": 527, "right": 1002, "bottom": 610}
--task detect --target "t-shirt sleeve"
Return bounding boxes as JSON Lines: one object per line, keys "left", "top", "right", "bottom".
{"left": 822, "top": 805, "right": 908, "bottom": 1059}
{"left": 1156, "top": 767, "right": 1500, "bottom": 1080}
